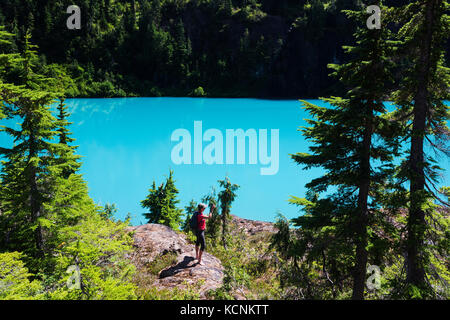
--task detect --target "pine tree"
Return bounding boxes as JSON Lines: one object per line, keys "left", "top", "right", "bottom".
{"left": 0, "top": 31, "right": 60, "bottom": 267}
{"left": 0, "top": 26, "right": 21, "bottom": 83}
{"left": 0, "top": 26, "right": 138, "bottom": 296}
{"left": 20, "top": 31, "right": 44, "bottom": 88}
{"left": 141, "top": 181, "right": 161, "bottom": 222}
{"left": 56, "top": 98, "right": 73, "bottom": 145}
{"left": 101, "top": 203, "right": 118, "bottom": 220}
{"left": 54, "top": 97, "right": 81, "bottom": 178}
{"left": 202, "top": 189, "right": 220, "bottom": 242}
{"left": 217, "top": 177, "right": 239, "bottom": 249}
{"left": 172, "top": 18, "right": 188, "bottom": 80}
{"left": 161, "top": 170, "right": 183, "bottom": 229}
{"left": 141, "top": 170, "right": 183, "bottom": 230}
{"left": 221, "top": 0, "right": 233, "bottom": 17}
{"left": 290, "top": 5, "right": 400, "bottom": 299}
{"left": 393, "top": 0, "right": 450, "bottom": 297}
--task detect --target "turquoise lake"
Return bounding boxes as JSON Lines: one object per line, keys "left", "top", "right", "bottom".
{"left": 67, "top": 97, "right": 319, "bottom": 226}
{"left": 1, "top": 98, "right": 449, "bottom": 226}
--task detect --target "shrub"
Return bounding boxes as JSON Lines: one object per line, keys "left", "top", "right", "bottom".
{"left": 140, "top": 283, "right": 201, "bottom": 300}
{"left": 190, "top": 86, "right": 207, "bottom": 97}
{"left": 0, "top": 252, "right": 43, "bottom": 300}
{"left": 46, "top": 211, "right": 138, "bottom": 300}
{"left": 146, "top": 252, "right": 178, "bottom": 276}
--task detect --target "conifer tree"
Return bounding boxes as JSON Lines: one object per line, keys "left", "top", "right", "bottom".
{"left": 0, "top": 32, "right": 60, "bottom": 266}
{"left": 202, "top": 190, "right": 221, "bottom": 242}
{"left": 173, "top": 18, "right": 188, "bottom": 79}
{"left": 0, "top": 25, "right": 138, "bottom": 299}
{"left": 393, "top": 0, "right": 450, "bottom": 297}
{"left": 141, "top": 170, "right": 183, "bottom": 230}
{"left": 0, "top": 26, "right": 20, "bottom": 83}
{"left": 101, "top": 203, "right": 118, "bottom": 220}
{"left": 53, "top": 97, "right": 81, "bottom": 178}
{"left": 56, "top": 98, "right": 73, "bottom": 146}
{"left": 141, "top": 181, "right": 161, "bottom": 222}
{"left": 221, "top": 0, "right": 233, "bottom": 17}
{"left": 290, "top": 5, "right": 400, "bottom": 299}
{"left": 161, "top": 170, "right": 183, "bottom": 229}
{"left": 218, "top": 177, "right": 239, "bottom": 249}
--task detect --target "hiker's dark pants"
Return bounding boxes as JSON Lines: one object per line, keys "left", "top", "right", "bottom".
{"left": 196, "top": 230, "right": 206, "bottom": 251}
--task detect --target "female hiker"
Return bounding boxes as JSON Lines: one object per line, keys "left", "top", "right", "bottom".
{"left": 194, "top": 202, "right": 215, "bottom": 266}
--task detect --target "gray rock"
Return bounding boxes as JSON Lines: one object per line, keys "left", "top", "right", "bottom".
{"left": 230, "top": 215, "right": 277, "bottom": 236}
{"left": 126, "top": 223, "right": 224, "bottom": 299}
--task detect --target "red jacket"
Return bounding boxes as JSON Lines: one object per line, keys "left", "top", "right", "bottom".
{"left": 197, "top": 212, "right": 206, "bottom": 231}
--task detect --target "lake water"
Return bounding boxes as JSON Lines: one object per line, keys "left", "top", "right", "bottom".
{"left": 66, "top": 97, "right": 321, "bottom": 226}
{"left": 1, "top": 98, "right": 448, "bottom": 226}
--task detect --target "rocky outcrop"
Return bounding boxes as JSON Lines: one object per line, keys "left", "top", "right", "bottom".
{"left": 126, "top": 224, "right": 224, "bottom": 299}
{"left": 126, "top": 216, "right": 278, "bottom": 299}
{"left": 230, "top": 215, "right": 277, "bottom": 236}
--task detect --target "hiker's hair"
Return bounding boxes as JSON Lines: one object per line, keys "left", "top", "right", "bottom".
{"left": 197, "top": 203, "right": 207, "bottom": 210}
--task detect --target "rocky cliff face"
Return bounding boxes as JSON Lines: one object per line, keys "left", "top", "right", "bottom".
{"left": 126, "top": 216, "right": 277, "bottom": 299}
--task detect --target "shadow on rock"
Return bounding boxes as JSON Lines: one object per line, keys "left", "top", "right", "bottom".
{"left": 159, "top": 255, "right": 196, "bottom": 279}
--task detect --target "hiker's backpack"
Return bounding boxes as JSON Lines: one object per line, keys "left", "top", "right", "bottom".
{"left": 189, "top": 212, "right": 199, "bottom": 231}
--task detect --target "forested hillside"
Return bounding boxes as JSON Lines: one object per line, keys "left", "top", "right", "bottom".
{"left": 0, "top": 0, "right": 438, "bottom": 98}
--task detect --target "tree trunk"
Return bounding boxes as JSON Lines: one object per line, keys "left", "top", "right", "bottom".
{"left": 406, "top": 0, "right": 436, "bottom": 292}
{"left": 30, "top": 168, "right": 43, "bottom": 256}
{"left": 352, "top": 111, "right": 372, "bottom": 300}
{"left": 221, "top": 207, "right": 228, "bottom": 250}
{"left": 29, "top": 133, "right": 44, "bottom": 258}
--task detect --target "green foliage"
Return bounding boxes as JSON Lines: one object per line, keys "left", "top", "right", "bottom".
{"left": 194, "top": 188, "right": 220, "bottom": 243}
{"left": 217, "top": 177, "right": 240, "bottom": 249}
{"left": 139, "top": 281, "right": 201, "bottom": 300}
{"left": 0, "top": 29, "right": 138, "bottom": 300}
{"left": 398, "top": 0, "right": 449, "bottom": 298}
{"left": 141, "top": 170, "right": 184, "bottom": 230}
{"left": 0, "top": 0, "right": 384, "bottom": 98}
{"left": 48, "top": 212, "right": 137, "bottom": 300}
{"left": 190, "top": 86, "right": 207, "bottom": 97}
{"left": 208, "top": 223, "right": 280, "bottom": 300}
{"left": 270, "top": 2, "right": 450, "bottom": 300}
{"left": 146, "top": 252, "right": 178, "bottom": 276}
{"left": 0, "top": 0, "right": 448, "bottom": 301}
{"left": 101, "top": 203, "right": 118, "bottom": 220}
{"left": 287, "top": 5, "right": 402, "bottom": 299}
{"left": 0, "top": 252, "right": 43, "bottom": 300}
{"left": 0, "top": 31, "right": 62, "bottom": 269}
